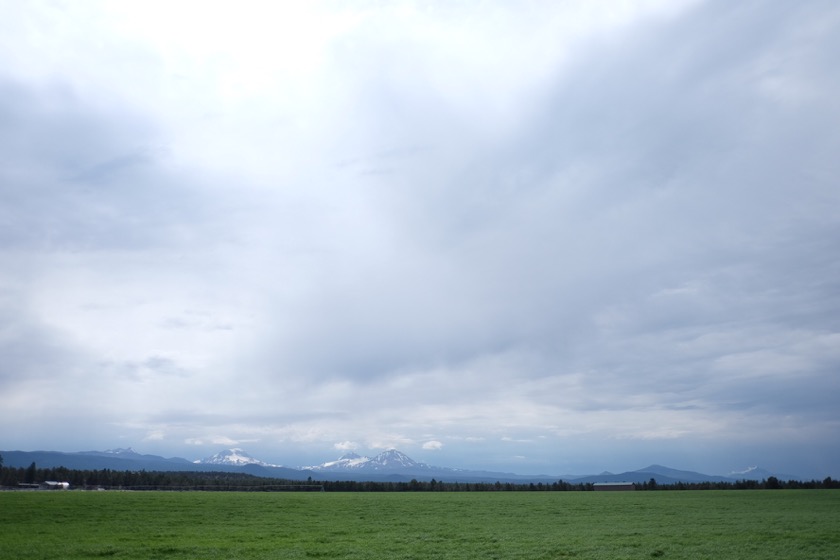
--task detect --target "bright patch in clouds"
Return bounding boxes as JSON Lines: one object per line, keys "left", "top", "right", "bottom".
{"left": 184, "top": 436, "right": 243, "bottom": 447}
{"left": 334, "top": 441, "right": 359, "bottom": 452}
{"left": 0, "top": 0, "right": 839, "bottom": 479}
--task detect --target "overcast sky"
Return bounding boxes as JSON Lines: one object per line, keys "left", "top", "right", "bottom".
{"left": 2, "top": 0, "right": 839, "bottom": 479}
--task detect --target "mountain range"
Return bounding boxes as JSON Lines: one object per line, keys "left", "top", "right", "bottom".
{"left": 0, "top": 447, "right": 801, "bottom": 484}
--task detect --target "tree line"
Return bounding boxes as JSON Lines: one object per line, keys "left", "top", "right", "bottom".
{"left": 1, "top": 456, "right": 837, "bottom": 492}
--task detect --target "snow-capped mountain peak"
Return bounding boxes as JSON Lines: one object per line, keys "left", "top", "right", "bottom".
{"left": 339, "top": 452, "right": 362, "bottom": 460}
{"left": 103, "top": 447, "right": 141, "bottom": 456}
{"left": 306, "top": 449, "right": 432, "bottom": 472}
{"left": 193, "top": 448, "right": 276, "bottom": 467}
{"left": 369, "top": 449, "right": 418, "bottom": 469}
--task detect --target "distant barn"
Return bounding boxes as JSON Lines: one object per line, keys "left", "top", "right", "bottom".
{"left": 593, "top": 482, "right": 635, "bottom": 491}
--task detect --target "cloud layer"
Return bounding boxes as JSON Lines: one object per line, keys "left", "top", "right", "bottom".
{"left": 2, "top": 0, "right": 839, "bottom": 478}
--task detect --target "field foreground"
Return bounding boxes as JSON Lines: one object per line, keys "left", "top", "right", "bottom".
{"left": 2, "top": 490, "right": 838, "bottom": 559}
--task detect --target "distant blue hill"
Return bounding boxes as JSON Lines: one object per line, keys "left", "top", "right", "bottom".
{"left": 0, "top": 450, "right": 312, "bottom": 480}
{"left": 574, "top": 464, "right": 733, "bottom": 485}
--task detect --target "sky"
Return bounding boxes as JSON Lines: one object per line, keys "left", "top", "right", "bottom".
{"left": 1, "top": 0, "right": 839, "bottom": 479}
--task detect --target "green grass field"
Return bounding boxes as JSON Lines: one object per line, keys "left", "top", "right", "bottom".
{"left": 1, "top": 490, "right": 838, "bottom": 559}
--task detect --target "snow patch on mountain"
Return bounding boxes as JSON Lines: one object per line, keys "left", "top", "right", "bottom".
{"left": 729, "top": 466, "right": 761, "bottom": 477}
{"left": 725, "top": 466, "right": 798, "bottom": 481}
{"left": 314, "top": 452, "right": 371, "bottom": 470}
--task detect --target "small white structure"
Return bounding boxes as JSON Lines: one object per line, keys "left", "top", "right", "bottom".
{"left": 41, "top": 481, "right": 70, "bottom": 490}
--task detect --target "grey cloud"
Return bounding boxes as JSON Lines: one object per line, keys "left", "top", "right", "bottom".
{"left": 310, "top": 2, "right": 838, "bottom": 438}
{"left": 250, "top": 0, "right": 840, "bottom": 410}
{"left": 69, "top": 150, "right": 155, "bottom": 184}
{"left": 0, "top": 79, "right": 154, "bottom": 176}
{"left": 99, "top": 356, "right": 190, "bottom": 382}
{"left": 0, "top": 305, "right": 85, "bottom": 388}
{"left": 0, "top": 78, "right": 232, "bottom": 254}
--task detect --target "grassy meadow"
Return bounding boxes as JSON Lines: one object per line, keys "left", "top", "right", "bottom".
{"left": 1, "top": 490, "right": 838, "bottom": 559}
